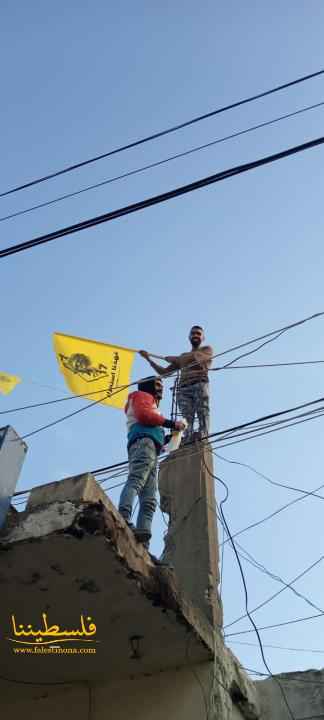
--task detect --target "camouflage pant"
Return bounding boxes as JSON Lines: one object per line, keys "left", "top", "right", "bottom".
{"left": 118, "top": 437, "right": 158, "bottom": 541}
{"left": 177, "top": 381, "right": 210, "bottom": 440}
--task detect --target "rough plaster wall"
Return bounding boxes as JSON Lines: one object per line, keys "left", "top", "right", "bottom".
{"left": 256, "top": 671, "right": 324, "bottom": 720}
{"left": 1, "top": 662, "right": 253, "bottom": 720}
{"left": 159, "top": 444, "right": 223, "bottom": 628}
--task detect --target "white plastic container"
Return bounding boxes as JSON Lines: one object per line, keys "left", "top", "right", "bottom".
{"left": 165, "top": 419, "right": 188, "bottom": 453}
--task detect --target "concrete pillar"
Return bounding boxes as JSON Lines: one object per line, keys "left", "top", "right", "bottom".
{"left": 158, "top": 441, "right": 223, "bottom": 628}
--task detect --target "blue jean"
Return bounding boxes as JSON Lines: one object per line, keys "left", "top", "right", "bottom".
{"left": 177, "top": 381, "right": 210, "bottom": 441}
{"left": 118, "top": 437, "right": 158, "bottom": 540}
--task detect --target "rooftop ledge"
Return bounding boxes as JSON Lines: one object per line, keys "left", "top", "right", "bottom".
{"left": 0, "top": 473, "right": 220, "bottom": 685}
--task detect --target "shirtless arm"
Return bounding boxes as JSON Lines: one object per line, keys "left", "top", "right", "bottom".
{"left": 139, "top": 350, "right": 178, "bottom": 376}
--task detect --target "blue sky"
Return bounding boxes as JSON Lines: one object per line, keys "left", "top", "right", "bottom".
{"left": 2, "top": 0, "right": 324, "bottom": 678}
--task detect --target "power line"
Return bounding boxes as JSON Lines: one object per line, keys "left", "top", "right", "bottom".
{"left": 205, "top": 469, "right": 324, "bottom": 713}
{"left": 224, "top": 553, "right": 324, "bottom": 630}
{"left": 0, "top": 387, "right": 110, "bottom": 414}
{"left": 214, "top": 450, "right": 324, "bottom": 501}
{"left": 212, "top": 462, "right": 324, "bottom": 657}
{"left": 7, "top": 314, "right": 324, "bottom": 494}
{"left": 225, "top": 612, "right": 324, "bottom": 638}
{"left": 211, "top": 401, "right": 324, "bottom": 450}
{"left": 13, "top": 394, "right": 324, "bottom": 490}
{"left": 14, "top": 395, "right": 324, "bottom": 455}
{"left": 207, "top": 460, "right": 324, "bottom": 637}
{"left": 224, "top": 535, "right": 322, "bottom": 613}
{"left": 2, "top": 358, "right": 322, "bottom": 417}
{"left": 233, "top": 539, "right": 324, "bottom": 614}
{"left": 221, "top": 330, "right": 288, "bottom": 369}
{"left": 205, "top": 462, "right": 295, "bottom": 719}
{"left": 2, "top": 134, "right": 324, "bottom": 259}
{"left": 209, "top": 395, "right": 324, "bottom": 443}
{"left": 9, "top": 397, "right": 324, "bottom": 528}
{"left": 3, "top": 99, "right": 324, "bottom": 224}
{"left": 2, "top": 67, "right": 324, "bottom": 199}
{"left": 218, "top": 472, "right": 324, "bottom": 549}
{"left": 12, "top": 425, "right": 213, "bottom": 497}
{"left": 18, "top": 391, "right": 109, "bottom": 441}
{"left": 213, "top": 359, "right": 324, "bottom": 370}
{"left": 212, "top": 449, "right": 324, "bottom": 615}
{"left": 223, "top": 401, "right": 324, "bottom": 453}
{"left": 214, "top": 311, "right": 324, "bottom": 360}
{"left": 1, "top": 309, "right": 324, "bottom": 417}
{"left": 229, "top": 640, "right": 324, "bottom": 655}
{"left": 214, "top": 407, "right": 324, "bottom": 450}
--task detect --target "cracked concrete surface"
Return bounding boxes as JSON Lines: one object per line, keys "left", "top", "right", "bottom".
{"left": 0, "top": 473, "right": 260, "bottom": 719}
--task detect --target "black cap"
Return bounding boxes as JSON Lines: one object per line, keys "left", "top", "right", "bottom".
{"left": 138, "top": 377, "right": 162, "bottom": 397}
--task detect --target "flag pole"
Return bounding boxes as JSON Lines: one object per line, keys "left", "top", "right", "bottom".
{"left": 137, "top": 351, "right": 165, "bottom": 360}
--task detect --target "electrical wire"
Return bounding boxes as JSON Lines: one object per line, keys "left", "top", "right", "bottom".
{"left": 3, "top": 99, "right": 324, "bottom": 224}
{"left": 224, "top": 553, "right": 324, "bottom": 630}
{"left": 11, "top": 402, "right": 324, "bottom": 526}
{"left": 204, "top": 481, "right": 324, "bottom": 714}
{"left": 208, "top": 396, "right": 324, "bottom": 443}
{"left": 9, "top": 383, "right": 324, "bottom": 450}
{"left": 229, "top": 640, "right": 324, "bottom": 655}
{"left": 210, "top": 456, "right": 324, "bottom": 615}
{"left": 225, "top": 612, "right": 324, "bottom": 636}
{"left": 219, "top": 473, "right": 324, "bottom": 548}
{"left": 232, "top": 539, "right": 324, "bottom": 615}
{"left": 12, "top": 395, "right": 324, "bottom": 500}
{"left": 2, "top": 309, "right": 324, "bottom": 418}
{"left": 204, "top": 462, "right": 296, "bottom": 719}
{"left": 0, "top": 386, "right": 113, "bottom": 414}
{"left": 2, "top": 134, "right": 324, "bottom": 259}
{"left": 216, "top": 404, "right": 324, "bottom": 441}
{"left": 214, "top": 407, "right": 324, "bottom": 450}
{"left": 92, "top": 436, "right": 323, "bottom": 628}
{"left": 18, "top": 391, "right": 110, "bottom": 441}
{"left": 8, "top": 311, "right": 324, "bottom": 500}
{"left": 214, "top": 451, "right": 324, "bottom": 500}
{"left": 214, "top": 311, "right": 324, "bottom": 360}
{"left": 12, "top": 460, "right": 130, "bottom": 498}
{"left": 219, "top": 508, "right": 226, "bottom": 603}
{"left": 220, "top": 330, "right": 288, "bottom": 369}
{"left": 173, "top": 448, "right": 324, "bottom": 622}
{"left": 2, "top": 67, "right": 324, "bottom": 199}
{"left": 212, "top": 359, "right": 324, "bottom": 370}
{"left": 215, "top": 497, "right": 324, "bottom": 634}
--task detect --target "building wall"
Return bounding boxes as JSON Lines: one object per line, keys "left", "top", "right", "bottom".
{"left": 256, "top": 670, "right": 324, "bottom": 720}
{"left": 1, "top": 662, "right": 251, "bottom": 720}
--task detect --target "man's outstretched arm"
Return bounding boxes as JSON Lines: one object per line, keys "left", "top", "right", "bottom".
{"left": 139, "top": 350, "right": 178, "bottom": 376}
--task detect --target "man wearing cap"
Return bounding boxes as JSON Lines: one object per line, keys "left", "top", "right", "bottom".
{"left": 139, "top": 326, "right": 213, "bottom": 442}
{"left": 118, "top": 376, "right": 185, "bottom": 550}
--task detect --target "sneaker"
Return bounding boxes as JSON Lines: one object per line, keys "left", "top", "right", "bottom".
{"left": 133, "top": 529, "right": 151, "bottom": 546}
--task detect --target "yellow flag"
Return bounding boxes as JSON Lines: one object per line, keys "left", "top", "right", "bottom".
{"left": 0, "top": 372, "right": 21, "bottom": 395}
{"left": 53, "top": 333, "right": 136, "bottom": 409}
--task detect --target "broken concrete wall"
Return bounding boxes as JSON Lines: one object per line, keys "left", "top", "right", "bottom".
{"left": 0, "top": 473, "right": 259, "bottom": 720}
{"left": 255, "top": 670, "right": 324, "bottom": 720}
{"left": 159, "top": 442, "right": 223, "bottom": 628}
